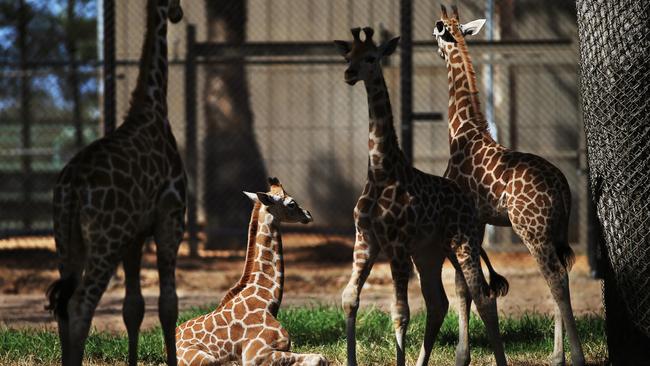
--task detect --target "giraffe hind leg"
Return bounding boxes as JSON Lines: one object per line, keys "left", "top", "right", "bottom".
{"left": 521, "top": 236, "right": 585, "bottom": 366}
{"left": 154, "top": 206, "right": 185, "bottom": 366}
{"left": 122, "top": 238, "right": 146, "bottom": 366}
{"left": 453, "top": 238, "right": 507, "bottom": 366}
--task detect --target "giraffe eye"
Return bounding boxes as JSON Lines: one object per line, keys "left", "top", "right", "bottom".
{"left": 365, "top": 56, "right": 376, "bottom": 63}
{"left": 287, "top": 201, "right": 297, "bottom": 209}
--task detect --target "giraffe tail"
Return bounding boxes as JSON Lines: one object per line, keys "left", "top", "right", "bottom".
{"left": 555, "top": 240, "right": 576, "bottom": 271}
{"left": 45, "top": 274, "right": 77, "bottom": 320}
{"left": 480, "top": 248, "right": 509, "bottom": 297}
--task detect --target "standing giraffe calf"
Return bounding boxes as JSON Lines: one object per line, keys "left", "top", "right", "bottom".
{"left": 45, "top": 1, "right": 185, "bottom": 365}
{"left": 176, "top": 178, "right": 328, "bottom": 366}
{"left": 335, "top": 27, "right": 507, "bottom": 366}
{"left": 433, "top": 5, "right": 584, "bottom": 366}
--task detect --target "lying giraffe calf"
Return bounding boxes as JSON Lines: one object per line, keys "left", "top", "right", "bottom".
{"left": 176, "top": 178, "right": 328, "bottom": 366}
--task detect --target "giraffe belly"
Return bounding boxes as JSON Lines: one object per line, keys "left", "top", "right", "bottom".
{"left": 479, "top": 195, "right": 511, "bottom": 227}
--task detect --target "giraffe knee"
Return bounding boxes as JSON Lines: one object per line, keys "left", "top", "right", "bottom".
{"left": 341, "top": 286, "right": 359, "bottom": 317}
{"left": 391, "top": 304, "right": 410, "bottom": 330}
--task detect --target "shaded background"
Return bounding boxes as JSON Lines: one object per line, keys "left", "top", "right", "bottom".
{"left": 0, "top": 0, "right": 590, "bottom": 257}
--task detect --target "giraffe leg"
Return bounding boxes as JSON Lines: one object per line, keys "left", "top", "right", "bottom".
{"left": 66, "top": 254, "right": 119, "bottom": 365}
{"left": 389, "top": 256, "right": 411, "bottom": 366}
{"left": 342, "top": 228, "right": 379, "bottom": 366}
{"left": 524, "top": 240, "right": 584, "bottom": 366}
{"left": 552, "top": 302, "right": 565, "bottom": 366}
{"left": 413, "top": 247, "right": 447, "bottom": 366}
{"left": 177, "top": 348, "right": 220, "bottom": 366}
{"left": 450, "top": 258, "right": 472, "bottom": 366}
{"left": 453, "top": 237, "right": 507, "bottom": 366}
{"left": 452, "top": 224, "right": 483, "bottom": 366}
{"left": 122, "top": 239, "right": 145, "bottom": 366}
{"left": 154, "top": 206, "right": 185, "bottom": 366}
{"left": 243, "top": 344, "right": 328, "bottom": 366}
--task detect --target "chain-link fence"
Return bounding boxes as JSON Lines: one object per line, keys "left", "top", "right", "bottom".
{"left": 1, "top": 1, "right": 590, "bottom": 256}
{"left": 577, "top": 0, "right": 650, "bottom": 360}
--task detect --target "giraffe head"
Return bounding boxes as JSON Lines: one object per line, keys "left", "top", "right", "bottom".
{"left": 432, "top": 5, "right": 485, "bottom": 61}
{"left": 243, "top": 177, "right": 313, "bottom": 225}
{"left": 334, "top": 27, "right": 400, "bottom": 85}
{"left": 168, "top": 0, "right": 184, "bottom": 23}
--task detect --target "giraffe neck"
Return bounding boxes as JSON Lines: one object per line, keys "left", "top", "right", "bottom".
{"left": 246, "top": 205, "right": 284, "bottom": 313}
{"left": 216, "top": 201, "right": 262, "bottom": 309}
{"left": 126, "top": 0, "right": 169, "bottom": 124}
{"left": 363, "top": 68, "right": 407, "bottom": 181}
{"left": 445, "top": 44, "right": 494, "bottom": 150}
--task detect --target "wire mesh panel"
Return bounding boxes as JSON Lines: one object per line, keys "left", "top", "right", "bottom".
{"left": 576, "top": 0, "right": 650, "bottom": 356}
{"left": 0, "top": 1, "right": 100, "bottom": 237}
{"left": 1, "top": 0, "right": 590, "bottom": 258}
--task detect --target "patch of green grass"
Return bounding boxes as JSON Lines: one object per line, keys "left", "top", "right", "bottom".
{"left": 0, "top": 306, "right": 607, "bottom": 365}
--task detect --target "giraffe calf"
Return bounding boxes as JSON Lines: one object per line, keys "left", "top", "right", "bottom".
{"left": 176, "top": 178, "right": 328, "bottom": 366}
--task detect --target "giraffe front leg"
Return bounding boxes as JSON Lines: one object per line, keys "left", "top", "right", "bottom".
{"left": 413, "top": 245, "right": 448, "bottom": 366}
{"left": 342, "top": 227, "right": 379, "bottom": 366}
{"left": 154, "top": 206, "right": 185, "bottom": 366}
{"left": 389, "top": 257, "right": 411, "bottom": 366}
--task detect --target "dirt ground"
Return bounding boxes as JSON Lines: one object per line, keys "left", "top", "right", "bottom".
{"left": 0, "top": 235, "right": 603, "bottom": 332}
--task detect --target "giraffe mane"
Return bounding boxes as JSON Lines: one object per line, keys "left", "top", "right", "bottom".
{"left": 452, "top": 33, "right": 488, "bottom": 128}
{"left": 127, "top": 0, "right": 164, "bottom": 118}
{"left": 216, "top": 200, "right": 262, "bottom": 310}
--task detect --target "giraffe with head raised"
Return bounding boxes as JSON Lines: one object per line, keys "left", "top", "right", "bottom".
{"left": 175, "top": 178, "right": 328, "bottom": 366}
{"left": 433, "top": 5, "right": 585, "bottom": 366}
{"left": 45, "top": 1, "right": 185, "bottom": 365}
{"left": 334, "top": 27, "right": 507, "bottom": 366}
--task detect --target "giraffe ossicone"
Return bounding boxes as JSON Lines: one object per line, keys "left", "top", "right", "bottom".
{"left": 334, "top": 26, "right": 507, "bottom": 366}
{"left": 176, "top": 178, "right": 327, "bottom": 366}
{"left": 434, "top": 5, "right": 585, "bottom": 366}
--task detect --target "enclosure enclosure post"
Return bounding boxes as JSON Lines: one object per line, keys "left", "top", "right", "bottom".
{"left": 103, "top": 0, "right": 116, "bottom": 134}
{"left": 185, "top": 25, "right": 199, "bottom": 258}
{"left": 18, "top": 0, "right": 32, "bottom": 231}
{"left": 399, "top": 0, "right": 413, "bottom": 164}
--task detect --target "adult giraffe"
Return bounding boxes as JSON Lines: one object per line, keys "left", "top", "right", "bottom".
{"left": 335, "top": 27, "right": 507, "bottom": 366}
{"left": 433, "top": 5, "right": 584, "bottom": 366}
{"left": 46, "top": 1, "right": 185, "bottom": 365}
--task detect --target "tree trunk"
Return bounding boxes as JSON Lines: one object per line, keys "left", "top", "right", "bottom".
{"left": 203, "top": 0, "right": 267, "bottom": 249}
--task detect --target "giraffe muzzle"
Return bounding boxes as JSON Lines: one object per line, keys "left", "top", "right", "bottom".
{"left": 301, "top": 210, "right": 313, "bottom": 224}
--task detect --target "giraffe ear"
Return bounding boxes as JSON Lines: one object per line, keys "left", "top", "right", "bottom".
{"left": 256, "top": 192, "right": 277, "bottom": 206}
{"left": 379, "top": 37, "right": 400, "bottom": 57}
{"left": 243, "top": 191, "right": 258, "bottom": 202}
{"left": 333, "top": 40, "right": 351, "bottom": 57}
{"left": 460, "top": 19, "right": 486, "bottom": 36}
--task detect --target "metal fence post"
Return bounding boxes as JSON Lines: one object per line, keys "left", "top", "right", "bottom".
{"left": 400, "top": 0, "right": 413, "bottom": 164}
{"left": 103, "top": 0, "right": 116, "bottom": 134}
{"left": 185, "top": 25, "right": 199, "bottom": 257}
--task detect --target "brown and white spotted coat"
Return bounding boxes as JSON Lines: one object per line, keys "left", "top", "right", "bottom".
{"left": 334, "top": 27, "right": 507, "bottom": 366}
{"left": 176, "top": 178, "right": 328, "bottom": 366}
{"left": 433, "top": 5, "right": 584, "bottom": 366}
{"left": 46, "top": 1, "right": 186, "bottom": 365}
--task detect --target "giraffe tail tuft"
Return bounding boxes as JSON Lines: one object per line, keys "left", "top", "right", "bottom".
{"left": 488, "top": 269, "right": 509, "bottom": 298}
{"left": 556, "top": 241, "right": 576, "bottom": 271}
{"left": 45, "top": 274, "right": 77, "bottom": 320}
{"left": 480, "top": 248, "right": 509, "bottom": 297}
